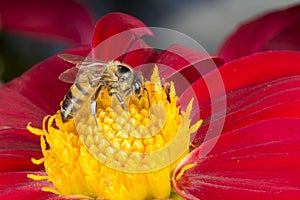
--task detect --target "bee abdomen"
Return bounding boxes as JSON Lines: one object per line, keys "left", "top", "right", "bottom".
{"left": 61, "top": 93, "right": 75, "bottom": 122}
{"left": 61, "top": 82, "right": 90, "bottom": 122}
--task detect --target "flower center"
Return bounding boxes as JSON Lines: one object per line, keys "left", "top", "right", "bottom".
{"left": 27, "top": 66, "right": 202, "bottom": 200}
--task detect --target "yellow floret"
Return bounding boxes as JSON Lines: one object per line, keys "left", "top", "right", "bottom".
{"left": 27, "top": 66, "right": 202, "bottom": 200}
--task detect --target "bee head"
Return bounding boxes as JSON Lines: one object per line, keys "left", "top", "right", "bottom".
{"left": 117, "top": 64, "right": 131, "bottom": 79}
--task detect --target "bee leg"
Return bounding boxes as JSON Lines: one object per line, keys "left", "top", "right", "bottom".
{"left": 143, "top": 88, "right": 151, "bottom": 108}
{"left": 90, "top": 86, "right": 102, "bottom": 119}
{"left": 110, "top": 92, "right": 126, "bottom": 109}
{"left": 90, "top": 101, "right": 97, "bottom": 117}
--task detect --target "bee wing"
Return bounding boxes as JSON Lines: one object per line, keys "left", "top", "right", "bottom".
{"left": 59, "top": 66, "right": 109, "bottom": 83}
{"left": 58, "top": 67, "right": 79, "bottom": 83}
{"left": 58, "top": 54, "right": 105, "bottom": 66}
{"left": 58, "top": 54, "right": 106, "bottom": 83}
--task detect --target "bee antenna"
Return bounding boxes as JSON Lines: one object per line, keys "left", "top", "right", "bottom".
{"left": 143, "top": 88, "right": 151, "bottom": 108}
{"left": 98, "top": 80, "right": 118, "bottom": 82}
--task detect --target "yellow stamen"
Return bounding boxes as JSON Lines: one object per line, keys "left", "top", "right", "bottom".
{"left": 31, "top": 157, "right": 44, "bottom": 165}
{"left": 27, "top": 174, "right": 48, "bottom": 180}
{"left": 175, "top": 162, "right": 197, "bottom": 181}
{"left": 28, "top": 66, "right": 201, "bottom": 199}
{"left": 41, "top": 187, "right": 60, "bottom": 195}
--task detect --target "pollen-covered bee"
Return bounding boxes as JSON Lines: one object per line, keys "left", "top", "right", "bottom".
{"left": 58, "top": 54, "right": 145, "bottom": 123}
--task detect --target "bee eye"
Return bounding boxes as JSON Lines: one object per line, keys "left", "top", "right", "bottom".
{"left": 117, "top": 65, "right": 130, "bottom": 74}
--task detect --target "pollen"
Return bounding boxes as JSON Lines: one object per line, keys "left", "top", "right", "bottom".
{"left": 27, "top": 66, "right": 202, "bottom": 200}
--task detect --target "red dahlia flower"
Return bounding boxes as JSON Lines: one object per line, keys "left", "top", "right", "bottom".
{"left": 219, "top": 4, "right": 300, "bottom": 62}
{"left": 0, "top": 11, "right": 300, "bottom": 200}
{"left": 0, "top": 0, "right": 94, "bottom": 45}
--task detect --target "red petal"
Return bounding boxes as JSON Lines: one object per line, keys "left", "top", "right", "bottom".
{"left": 173, "top": 118, "right": 300, "bottom": 200}
{"left": 0, "top": 87, "right": 48, "bottom": 130}
{"left": 194, "top": 75, "right": 300, "bottom": 145}
{"left": 262, "top": 20, "right": 300, "bottom": 51}
{"left": 154, "top": 44, "right": 223, "bottom": 78}
{"left": 91, "top": 12, "right": 153, "bottom": 61}
{"left": 0, "top": 171, "right": 56, "bottom": 199}
{"left": 179, "top": 51, "right": 300, "bottom": 144}
{"left": 0, "top": 129, "right": 43, "bottom": 172}
{"left": 220, "top": 76, "right": 300, "bottom": 131}
{"left": 218, "top": 4, "right": 300, "bottom": 62}
{"left": 122, "top": 39, "right": 158, "bottom": 68}
{"left": 212, "top": 51, "right": 300, "bottom": 96}
{"left": 153, "top": 44, "right": 223, "bottom": 95}
{"left": 0, "top": 154, "right": 42, "bottom": 173}
{"left": 0, "top": 0, "right": 94, "bottom": 44}
{"left": 0, "top": 47, "right": 90, "bottom": 129}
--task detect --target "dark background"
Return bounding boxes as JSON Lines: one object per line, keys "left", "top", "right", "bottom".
{"left": 0, "top": 0, "right": 298, "bottom": 83}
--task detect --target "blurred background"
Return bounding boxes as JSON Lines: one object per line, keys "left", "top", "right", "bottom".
{"left": 0, "top": 0, "right": 299, "bottom": 84}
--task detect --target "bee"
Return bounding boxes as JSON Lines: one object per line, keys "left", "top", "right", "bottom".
{"left": 58, "top": 54, "right": 146, "bottom": 122}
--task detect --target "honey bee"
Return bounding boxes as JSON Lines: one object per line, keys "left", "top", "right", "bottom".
{"left": 58, "top": 54, "right": 145, "bottom": 122}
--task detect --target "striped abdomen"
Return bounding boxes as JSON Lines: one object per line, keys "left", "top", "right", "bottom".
{"left": 61, "top": 81, "right": 94, "bottom": 122}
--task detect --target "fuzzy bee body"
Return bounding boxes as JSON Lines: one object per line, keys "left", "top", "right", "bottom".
{"left": 58, "top": 54, "right": 144, "bottom": 122}
{"left": 60, "top": 78, "right": 95, "bottom": 122}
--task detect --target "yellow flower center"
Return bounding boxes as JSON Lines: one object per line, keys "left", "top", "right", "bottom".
{"left": 27, "top": 66, "right": 202, "bottom": 200}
